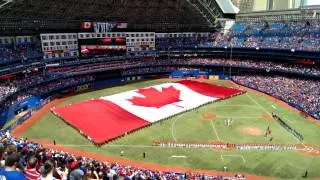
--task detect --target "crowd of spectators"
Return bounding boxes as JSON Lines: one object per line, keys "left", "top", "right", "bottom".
{"left": 0, "top": 75, "right": 94, "bottom": 111}
{"left": 0, "top": 44, "right": 42, "bottom": 63}
{"left": 156, "top": 37, "right": 210, "bottom": 51}
{"left": 0, "top": 57, "right": 319, "bottom": 116}
{"left": 232, "top": 75, "right": 320, "bottom": 119}
{"left": 227, "top": 20, "right": 320, "bottom": 51}
{"left": 0, "top": 20, "right": 319, "bottom": 65}
{"left": 0, "top": 83, "right": 17, "bottom": 100}
{"left": 0, "top": 73, "right": 65, "bottom": 102}
{"left": 155, "top": 20, "right": 320, "bottom": 51}
{"left": 48, "top": 61, "right": 151, "bottom": 75}
{"left": 0, "top": 132, "right": 244, "bottom": 180}
{"left": 223, "top": 20, "right": 320, "bottom": 51}
{"left": 47, "top": 58, "right": 320, "bottom": 77}
{"left": 121, "top": 66, "right": 179, "bottom": 76}
{"left": 175, "top": 58, "right": 320, "bottom": 75}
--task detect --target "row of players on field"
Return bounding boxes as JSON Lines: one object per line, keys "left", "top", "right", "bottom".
{"left": 235, "top": 144, "right": 295, "bottom": 151}
{"left": 158, "top": 143, "right": 295, "bottom": 151}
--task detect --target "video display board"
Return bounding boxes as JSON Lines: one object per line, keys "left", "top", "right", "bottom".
{"left": 78, "top": 38, "right": 126, "bottom": 57}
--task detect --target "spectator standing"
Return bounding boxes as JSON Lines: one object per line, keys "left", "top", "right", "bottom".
{"left": 25, "top": 156, "right": 41, "bottom": 180}
{"left": 68, "top": 161, "right": 84, "bottom": 180}
{"left": 40, "top": 160, "right": 57, "bottom": 180}
{"left": 0, "top": 152, "right": 26, "bottom": 180}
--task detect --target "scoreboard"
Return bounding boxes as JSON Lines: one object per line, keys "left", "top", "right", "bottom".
{"left": 79, "top": 38, "right": 127, "bottom": 57}
{"left": 78, "top": 32, "right": 127, "bottom": 57}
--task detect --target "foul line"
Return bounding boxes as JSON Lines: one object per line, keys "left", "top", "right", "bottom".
{"left": 171, "top": 114, "right": 184, "bottom": 142}
{"left": 220, "top": 155, "right": 224, "bottom": 162}
{"left": 246, "top": 93, "right": 270, "bottom": 115}
{"left": 246, "top": 93, "right": 303, "bottom": 144}
{"left": 213, "top": 105, "right": 259, "bottom": 108}
{"left": 279, "top": 115, "right": 293, "bottom": 123}
{"left": 216, "top": 116, "right": 261, "bottom": 119}
{"left": 210, "top": 119, "right": 221, "bottom": 141}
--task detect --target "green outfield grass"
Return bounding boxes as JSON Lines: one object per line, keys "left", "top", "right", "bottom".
{"left": 21, "top": 79, "right": 320, "bottom": 179}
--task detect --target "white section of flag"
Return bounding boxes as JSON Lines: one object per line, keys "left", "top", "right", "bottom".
{"left": 100, "top": 83, "right": 217, "bottom": 123}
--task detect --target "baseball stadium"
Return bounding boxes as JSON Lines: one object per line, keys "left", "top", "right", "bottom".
{"left": 0, "top": 0, "right": 320, "bottom": 179}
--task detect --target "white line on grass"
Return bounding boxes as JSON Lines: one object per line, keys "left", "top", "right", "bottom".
{"left": 206, "top": 102, "right": 221, "bottom": 141}
{"left": 210, "top": 119, "right": 221, "bottom": 141}
{"left": 214, "top": 105, "right": 259, "bottom": 108}
{"left": 171, "top": 155, "right": 187, "bottom": 158}
{"left": 221, "top": 154, "right": 246, "bottom": 163}
{"left": 216, "top": 116, "right": 260, "bottom": 119}
{"left": 246, "top": 93, "right": 271, "bottom": 115}
{"left": 171, "top": 114, "right": 184, "bottom": 142}
{"left": 279, "top": 116, "right": 293, "bottom": 123}
{"left": 246, "top": 93, "right": 303, "bottom": 144}
{"left": 220, "top": 155, "right": 224, "bottom": 162}
{"left": 271, "top": 105, "right": 277, "bottom": 109}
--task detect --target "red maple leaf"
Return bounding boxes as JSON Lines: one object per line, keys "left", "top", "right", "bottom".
{"left": 128, "top": 86, "right": 183, "bottom": 108}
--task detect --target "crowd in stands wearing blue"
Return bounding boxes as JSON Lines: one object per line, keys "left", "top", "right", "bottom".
{"left": 156, "top": 20, "right": 320, "bottom": 51}
{"left": 232, "top": 75, "right": 320, "bottom": 119}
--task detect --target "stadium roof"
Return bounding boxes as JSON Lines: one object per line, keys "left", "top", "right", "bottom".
{"left": 0, "top": 0, "right": 232, "bottom": 34}
{"left": 215, "top": 0, "right": 239, "bottom": 14}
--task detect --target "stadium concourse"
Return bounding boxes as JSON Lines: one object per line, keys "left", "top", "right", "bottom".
{"left": 52, "top": 80, "right": 243, "bottom": 144}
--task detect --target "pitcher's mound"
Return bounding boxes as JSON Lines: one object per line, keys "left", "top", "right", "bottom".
{"left": 201, "top": 113, "right": 216, "bottom": 121}
{"left": 243, "top": 127, "right": 263, "bottom": 136}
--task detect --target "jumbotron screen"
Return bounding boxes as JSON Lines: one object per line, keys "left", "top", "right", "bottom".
{"left": 79, "top": 38, "right": 126, "bottom": 57}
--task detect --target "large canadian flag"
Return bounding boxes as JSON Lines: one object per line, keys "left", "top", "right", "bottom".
{"left": 101, "top": 82, "right": 216, "bottom": 123}
{"left": 53, "top": 80, "right": 243, "bottom": 144}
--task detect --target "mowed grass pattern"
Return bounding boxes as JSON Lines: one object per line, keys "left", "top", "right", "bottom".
{"left": 22, "top": 79, "right": 320, "bottom": 179}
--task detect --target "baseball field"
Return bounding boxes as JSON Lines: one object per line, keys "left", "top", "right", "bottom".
{"left": 13, "top": 79, "right": 320, "bottom": 179}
